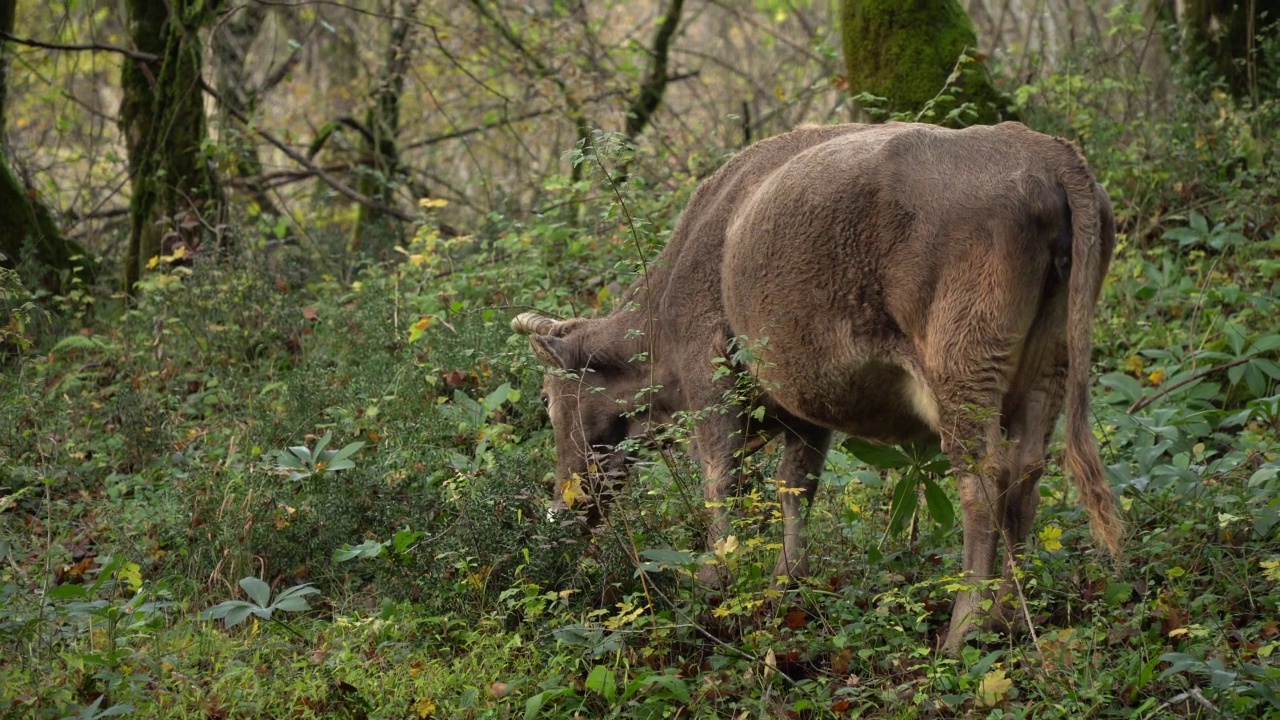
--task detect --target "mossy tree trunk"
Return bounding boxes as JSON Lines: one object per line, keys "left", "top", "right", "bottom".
{"left": 840, "top": 0, "right": 1012, "bottom": 126}
{"left": 1182, "top": 0, "right": 1280, "bottom": 102}
{"left": 0, "top": 0, "right": 95, "bottom": 289}
{"left": 212, "top": 1, "right": 286, "bottom": 221}
{"left": 351, "top": 0, "right": 419, "bottom": 259}
{"left": 120, "top": 0, "right": 224, "bottom": 292}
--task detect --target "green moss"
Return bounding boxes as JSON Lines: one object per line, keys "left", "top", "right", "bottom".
{"left": 0, "top": 148, "right": 95, "bottom": 288}
{"left": 121, "top": 0, "right": 222, "bottom": 292}
{"left": 841, "top": 0, "right": 1012, "bottom": 126}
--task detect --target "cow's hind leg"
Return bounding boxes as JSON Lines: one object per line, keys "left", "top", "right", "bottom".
{"left": 771, "top": 424, "right": 832, "bottom": 585}
{"left": 940, "top": 406, "right": 1012, "bottom": 654}
{"left": 927, "top": 269, "right": 1043, "bottom": 654}
{"left": 994, "top": 322, "right": 1070, "bottom": 634}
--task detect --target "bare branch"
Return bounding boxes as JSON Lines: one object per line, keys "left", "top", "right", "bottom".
{"left": 200, "top": 79, "right": 415, "bottom": 223}
{"left": 0, "top": 30, "right": 159, "bottom": 63}
{"left": 1127, "top": 356, "right": 1256, "bottom": 414}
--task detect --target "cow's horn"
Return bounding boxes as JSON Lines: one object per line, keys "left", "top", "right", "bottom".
{"left": 511, "top": 312, "right": 559, "bottom": 335}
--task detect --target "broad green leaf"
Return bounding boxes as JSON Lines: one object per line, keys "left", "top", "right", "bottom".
{"left": 224, "top": 603, "right": 257, "bottom": 627}
{"left": 239, "top": 576, "right": 272, "bottom": 608}
{"left": 334, "top": 540, "right": 386, "bottom": 562}
{"left": 1100, "top": 373, "right": 1142, "bottom": 403}
{"left": 585, "top": 665, "right": 615, "bottom": 701}
{"left": 921, "top": 476, "right": 954, "bottom": 530}
{"left": 312, "top": 431, "right": 333, "bottom": 459}
{"left": 968, "top": 649, "right": 1004, "bottom": 677}
{"left": 638, "top": 548, "right": 697, "bottom": 571}
{"left": 483, "top": 382, "right": 513, "bottom": 413}
{"left": 272, "top": 584, "right": 319, "bottom": 613}
{"left": 328, "top": 441, "right": 365, "bottom": 464}
{"left": 841, "top": 437, "right": 911, "bottom": 469}
{"left": 641, "top": 673, "right": 691, "bottom": 703}
{"left": 888, "top": 473, "right": 920, "bottom": 536}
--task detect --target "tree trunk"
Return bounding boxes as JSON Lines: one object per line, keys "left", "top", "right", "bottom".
{"left": 120, "top": 0, "right": 224, "bottom": 292}
{"left": 212, "top": 1, "right": 286, "bottom": 221}
{"left": 1182, "top": 0, "right": 1280, "bottom": 102}
{"left": 351, "top": 0, "right": 419, "bottom": 259}
{"left": 625, "top": 0, "right": 685, "bottom": 141}
{"left": 841, "top": 0, "right": 1014, "bottom": 126}
{"left": 0, "top": 0, "right": 94, "bottom": 289}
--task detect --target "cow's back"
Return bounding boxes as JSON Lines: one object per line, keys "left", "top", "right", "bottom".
{"left": 653, "top": 124, "right": 883, "bottom": 338}
{"left": 718, "top": 122, "right": 1075, "bottom": 441}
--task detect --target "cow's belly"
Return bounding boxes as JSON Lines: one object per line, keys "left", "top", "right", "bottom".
{"left": 762, "top": 356, "right": 940, "bottom": 445}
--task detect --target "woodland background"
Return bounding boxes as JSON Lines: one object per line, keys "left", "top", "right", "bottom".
{"left": 1, "top": 0, "right": 1279, "bottom": 718}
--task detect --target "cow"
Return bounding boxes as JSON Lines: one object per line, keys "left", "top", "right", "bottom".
{"left": 512, "top": 121, "right": 1122, "bottom": 653}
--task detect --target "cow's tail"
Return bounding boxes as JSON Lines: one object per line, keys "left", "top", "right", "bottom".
{"left": 1057, "top": 144, "right": 1123, "bottom": 561}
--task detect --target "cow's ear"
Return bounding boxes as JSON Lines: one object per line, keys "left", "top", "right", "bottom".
{"left": 529, "top": 334, "right": 581, "bottom": 370}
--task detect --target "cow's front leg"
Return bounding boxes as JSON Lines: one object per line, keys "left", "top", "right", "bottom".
{"left": 696, "top": 436, "right": 744, "bottom": 589}
{"left": 772, "top": 427, "right": 831, "bottom": 586}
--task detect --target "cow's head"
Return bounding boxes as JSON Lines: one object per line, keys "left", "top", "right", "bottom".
{"left": 512, "top": 312, "right": 648, "bottom": 523}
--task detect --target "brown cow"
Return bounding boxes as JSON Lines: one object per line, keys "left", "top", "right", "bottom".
{"left": 513, "top": 121, "right": 1122, "bottom": 653}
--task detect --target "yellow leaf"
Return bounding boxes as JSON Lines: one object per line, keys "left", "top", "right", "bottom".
{"left": 561, "top": 474, "right": 585, "bottom": 508}
{"left": 1124, "top": 355, "right": 1144, "bottom": 375}
{"left": 419, "top": 197, "right": 449, "bottom": 209}
{"left": 146, "top": 256, "right": 161, "bottom": 270}
{"left": 713, "top": 534, "right": 739, "bottom": 562}
{"left": 413, "top": 697, "right": 437, "bottom": 718}
{"left": 119, "top": 562, "right": 143, "bottom": 591}
{"left": 1147, "top": 368, "right": 1166, "bottom": 386}
{"left": 976, "top": 668, "right": 1012, "bottom": 707}
{"left": 408, "top": 316, "right": 432, "bottom": 343}
{"left": 1261, "top": 558, "right": 1280, "bottom": 581}
{"left": 1168, "top": 627, "right": 1189, "bottom": 638}
{"left": 1038, "top": 525, "right": 1063, "bottom": 552}
{"left": 763, "top": 648, "right": 777, "bottom": 680}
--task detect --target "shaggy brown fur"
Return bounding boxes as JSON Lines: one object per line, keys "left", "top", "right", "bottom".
{"left": 513, "top": 121, "right": 1121, "bottom": 653}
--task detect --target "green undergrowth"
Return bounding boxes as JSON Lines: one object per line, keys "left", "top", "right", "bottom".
{"left": 2, "top": 60, "right": 1280, "bottom": 720}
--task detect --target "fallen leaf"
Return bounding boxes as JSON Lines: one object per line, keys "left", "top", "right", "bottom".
{"left": 413, "top": 696, "right": 437, "bottom": 718}
{"left": 976, "top": 668, "right": 1012, "bottom": 707}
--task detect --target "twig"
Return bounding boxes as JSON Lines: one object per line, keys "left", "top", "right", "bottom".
{"left": 403, "top": 73, "right": 698, "bottom": 152}
{"left": 199, "top": 80, "right": 416, "bottom": 223}
{"left": 0, "top": 30, "right": 159, "bottom": 62}
{"left": 1127, "top": 356, "right": 1254, "bottom": 414}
